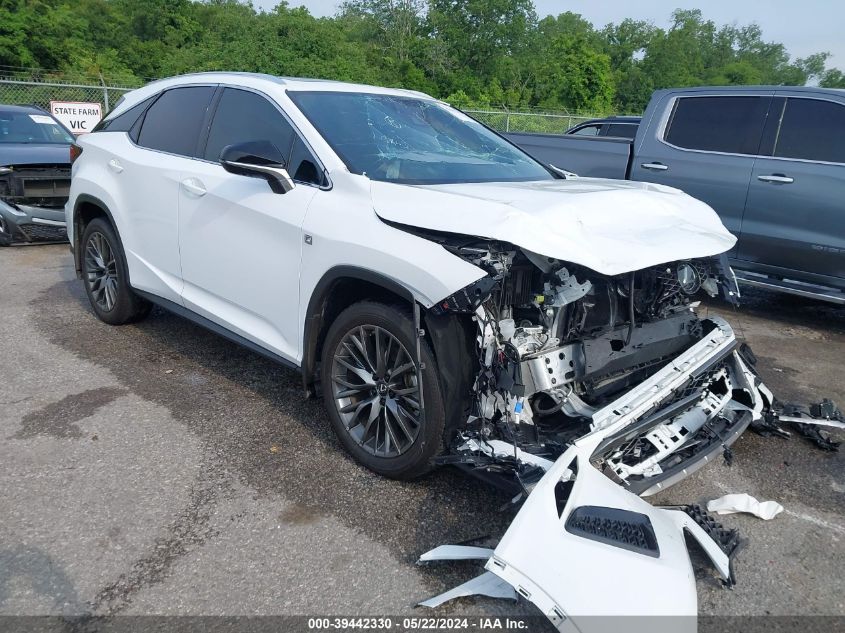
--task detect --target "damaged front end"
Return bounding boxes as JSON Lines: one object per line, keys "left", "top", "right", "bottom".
{"left": 413, "top": 236, "right": 780, "bottom": 627}
{"left": 425, "top": 237, "right": 765, "bottom": 497}
{"left": 0, "top": 164, "right": 70, "bottom": 244}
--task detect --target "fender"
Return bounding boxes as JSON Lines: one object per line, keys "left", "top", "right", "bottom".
{"left": 301, "top": 266, "right": 477, "bottom": 437}
{"left": 301, "top": 265, "right": 416, "bottom": 393}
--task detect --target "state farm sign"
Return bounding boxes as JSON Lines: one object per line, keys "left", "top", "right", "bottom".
{"left": 50, "top": 101, "right": 102, "bottom": 135}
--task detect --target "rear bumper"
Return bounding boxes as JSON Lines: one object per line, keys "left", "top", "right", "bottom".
{"left": 0, "top": 200, "right": 68, "bottom": 244}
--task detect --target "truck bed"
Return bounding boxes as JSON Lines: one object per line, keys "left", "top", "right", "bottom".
{"left": 503, "top": 132, "right": 633, "bottom": 180}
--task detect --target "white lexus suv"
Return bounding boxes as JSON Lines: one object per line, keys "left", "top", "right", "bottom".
{"left": 68, "top": 72, "right": 776, "bottom": 621}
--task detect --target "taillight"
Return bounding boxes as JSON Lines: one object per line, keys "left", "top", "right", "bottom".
{"left": 70, "top": 143, "right": 83, "bottom": 164}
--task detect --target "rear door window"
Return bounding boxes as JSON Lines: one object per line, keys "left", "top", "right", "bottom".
{"left": 570, "top": 124, "right": 601, "bottom": 136}
{"left": 604, "top": 123, "right": 637, "bottom": 139}
{"left": 136, "top": 86, "right": 215, "bottom": 157}
{"left": 203, "top": 88, "right": 295, "bottom": 162}
{"left": 664, "top": 96, "right": 770, "bottom": 155}
{"left": 773, "top": 97, "right": 845, "bottom": 164}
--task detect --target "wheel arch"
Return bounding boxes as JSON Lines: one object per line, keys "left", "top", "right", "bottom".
{"left": 72, "top": 194, "right": 121, "bottom": 278}
{"left": 302, "top": 266, "right": 478, "bottom": 439}
{"left": 302, "top": 266, "right": 416, "bottom": 395}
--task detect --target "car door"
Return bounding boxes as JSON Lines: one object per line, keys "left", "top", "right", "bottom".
{"left": 631, "top": 93, "right": 772, "bottom": 244}
{"left": 118, "top": 85, "right": 216, "bottom": 304}
{"left": 737, "top": 94, "right": 845, "bottom": 283}
{"left": 177, "top": 87, "right": 322, "bottom": 362}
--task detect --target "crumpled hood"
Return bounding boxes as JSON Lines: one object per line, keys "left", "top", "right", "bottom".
{"left": 0, "top": 143, "right": 71, "bottom": 167}
{"left": 371, "top": 178, "right": 736, "bottom": 276}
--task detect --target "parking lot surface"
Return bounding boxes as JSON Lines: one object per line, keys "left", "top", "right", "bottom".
{"left": 1, "top": 244, "right": 843, "bottom": 621}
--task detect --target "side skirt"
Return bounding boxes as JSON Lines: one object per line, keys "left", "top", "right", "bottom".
{"left": 134, "top": 289, "right": 302, "bottom": 374}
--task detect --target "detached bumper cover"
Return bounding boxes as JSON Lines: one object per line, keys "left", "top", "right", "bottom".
{"left": 420, "top": 444, "right": 740, "bottom": 631}
{"left": 483, "top": 446, "right": 736, "bottom": 629}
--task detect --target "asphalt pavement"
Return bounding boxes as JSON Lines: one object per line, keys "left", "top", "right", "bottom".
{"left": 1, "top": 244, "right": 843, "bottom": 625}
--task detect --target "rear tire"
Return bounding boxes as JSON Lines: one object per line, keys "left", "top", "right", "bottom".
{"left": 80, "top": 218, "right": 151, "bottom": 325}
{"left": 320, "top": 301, "right": 446, "bottom": 479}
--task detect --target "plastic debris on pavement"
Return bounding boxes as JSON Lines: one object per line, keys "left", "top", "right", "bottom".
{"left": 707, "top": 493, "right": 784, "bottom": 520}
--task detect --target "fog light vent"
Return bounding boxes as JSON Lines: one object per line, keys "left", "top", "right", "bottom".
{"left": 565, "top": 505, "right": 660, "bottom": 557}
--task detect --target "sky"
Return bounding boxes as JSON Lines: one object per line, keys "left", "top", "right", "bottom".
{"left": 252, "top": 0, "right": 844, "bottom": 68}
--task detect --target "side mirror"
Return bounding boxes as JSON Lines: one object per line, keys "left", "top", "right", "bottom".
{"left": 220, "top": 140, "right": 295, "bottom": 194}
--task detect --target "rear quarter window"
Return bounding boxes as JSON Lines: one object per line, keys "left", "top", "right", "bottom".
{"left": 664, "top": 96, "right": 770, "bottom": 155}
{"left": 94, "top": 96, "right": 156, "bottom": 134}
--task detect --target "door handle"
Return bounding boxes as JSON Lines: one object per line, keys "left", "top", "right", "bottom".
{"left": 641, "top": 162, "right": 668, "bottom": 171}
{"left": 107, "top": 159, "right": 124, "bottom": 174}
{"left": 181, "top": 178, "right": 207, "bottom": 197}
{"left": 758, "top": 174, "right": 794, "bottom": 184}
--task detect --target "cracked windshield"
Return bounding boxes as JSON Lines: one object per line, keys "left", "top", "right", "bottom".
{"left": 289, "top": 91, "right": 553, "bottom": 184}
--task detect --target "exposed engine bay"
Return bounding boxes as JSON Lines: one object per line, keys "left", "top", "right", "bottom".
{"left": 423, "top": 234, "right": 765, "bottom": 497}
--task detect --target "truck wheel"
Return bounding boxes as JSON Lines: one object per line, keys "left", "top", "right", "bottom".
{"left": 81, "top": 218, "right": 151, "bottom": 325}
{"left": 320, "top": 301, "right": 445, "bottom": 479}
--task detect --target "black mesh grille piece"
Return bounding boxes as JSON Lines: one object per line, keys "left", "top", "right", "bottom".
{"left": 18, "top": 223, "right": 67, "bottom": 241}
{"left": 565, "top": 505, "right": 660, "bottom": 557}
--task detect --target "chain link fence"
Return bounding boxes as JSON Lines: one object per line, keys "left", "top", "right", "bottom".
{"left": 0, "top": 69, "right": 616, "bottom": 136}
{"left": 465, "top": 109, "right": 614, "bottom": 134}
{"left": 0, "top": 70, "right": 141, "bottom": 115}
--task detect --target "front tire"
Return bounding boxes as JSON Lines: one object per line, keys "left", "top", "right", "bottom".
{"left": 320, "top": 301, "right": 446, "bottom": 479}
{"left": 81, "top": 218, "right": 151, "bottom": 325}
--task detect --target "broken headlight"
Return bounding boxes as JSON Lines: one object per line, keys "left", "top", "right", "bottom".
{"left": 676, "top": 262, "right": 701, "bottom": 295}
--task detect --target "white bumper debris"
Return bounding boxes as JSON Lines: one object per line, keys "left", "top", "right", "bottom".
{"left": 420, "top": 443, "right": 739, "bottom": 630}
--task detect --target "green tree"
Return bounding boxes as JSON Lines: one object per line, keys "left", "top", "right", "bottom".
{"left": 820, "top": 68, "right": 845, "bottom": 88}
{"left": 340, "top": 0, "right": 425, "bottom": 63}
{"left": 532, "top": 31, "right": 614, "bottom": 112}
{"left": 601, "top": 18, "right": 658, "bottom": 111}
{"left": 2, "top": 1, "right": 844, "bottom": 117}
{"left": 426, "top": 0, "right": 537, "bottom": 80}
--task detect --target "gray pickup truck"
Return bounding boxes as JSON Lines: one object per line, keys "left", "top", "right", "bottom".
{"left": 505, "top": 86, "right": 845, "bottom": 304}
